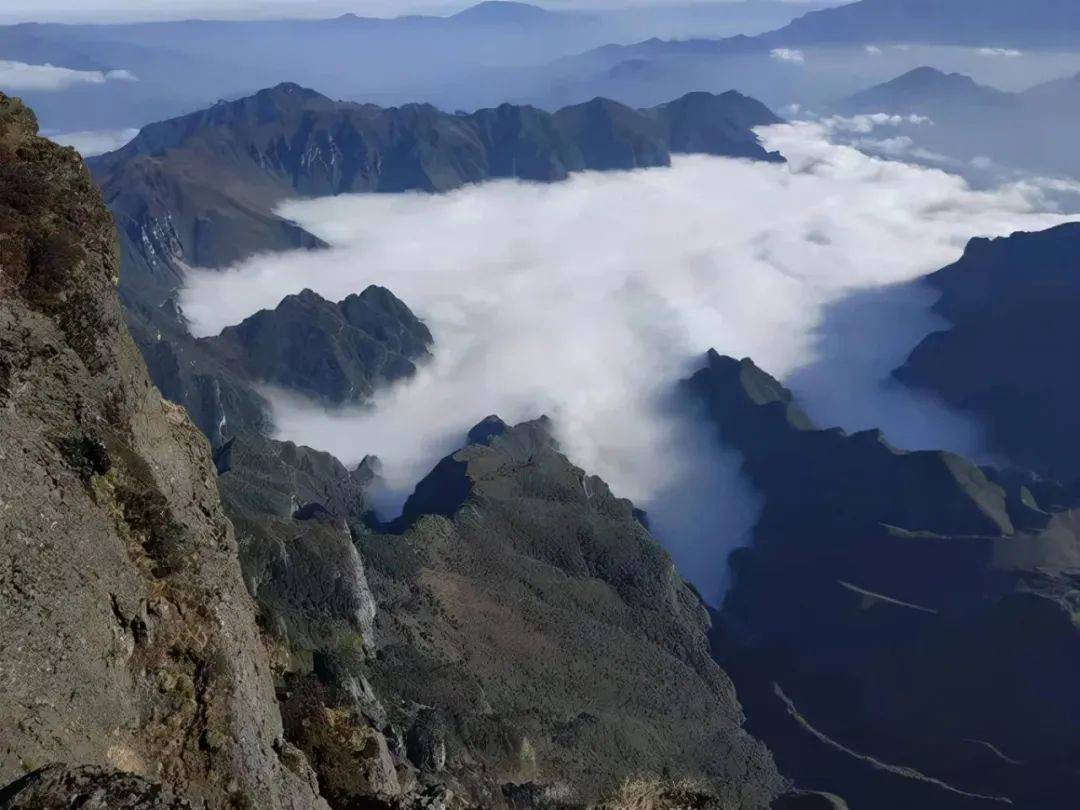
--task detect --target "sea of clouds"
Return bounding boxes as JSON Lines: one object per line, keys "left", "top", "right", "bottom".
{"left": 182, "top": 120, "right": 1068, "bottom": 601}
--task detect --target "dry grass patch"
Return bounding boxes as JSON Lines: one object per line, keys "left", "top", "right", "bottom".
{"left": 598, "top": 776, "right": 730, "bottom": 810}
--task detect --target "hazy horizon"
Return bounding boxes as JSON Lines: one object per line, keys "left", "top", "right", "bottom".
{"left": 0, "top": 0, "right": 838, "bottom": 25}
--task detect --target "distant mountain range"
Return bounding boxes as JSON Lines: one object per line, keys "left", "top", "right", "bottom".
{"left": 0, "top": 1, "right": 832, "bottom": 133}
{"left": 774, "top": 0, "right": 1080, "bottom": 48}
{"left": 91, "top": 82, "right": 781, "bottom": 310}
{"left": 591, "top": 0, "right": 1080, "bottom": 62}
{"left": 836, "top": 66, "right": 1080, "bottom": 178}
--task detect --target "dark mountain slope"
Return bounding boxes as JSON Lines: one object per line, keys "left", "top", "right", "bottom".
{"left": 687, "top": 351, "right": 1080, "bottom": 809}
{"left": 0, "top": 92, "right": 324, "bottom": 807}
{"left": 208, "top": 287, "right": 432, "bottom": 404}
{"left": 897, "top": 223, "right": 1080, "bottom": 490}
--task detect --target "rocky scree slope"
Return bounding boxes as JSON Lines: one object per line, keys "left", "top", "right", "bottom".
{"left": 0, "top": 92, "right": 326, "bottom": 807}
{"left": 687, "top": 351, "right": 1080, "bottom": 810}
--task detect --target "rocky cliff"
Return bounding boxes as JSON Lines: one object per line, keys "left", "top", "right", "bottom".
{"left": 0, "top": 93, "right": 326, "bottom": 807}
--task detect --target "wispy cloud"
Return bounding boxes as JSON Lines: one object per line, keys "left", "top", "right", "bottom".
{"left": 819, "top": 113, "right": 931, "bottom": 134}
{"left": 0, "top": 61, "right": 137, "bottom": 92}
{"left": 48, "top": 127, "right": 139, "bottom": 156}
{"left": 977, "top": 47, "right": 1023, "bottom": 57}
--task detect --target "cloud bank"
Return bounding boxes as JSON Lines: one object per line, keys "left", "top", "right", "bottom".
{"left": 49, "top": 128, "right": 140, "bottom": 157}
{"left": 182, "top": 121, "right": 1066, "bottom": 602}
{"left": 0, "top": 61, "right": 136, "bottom": 92}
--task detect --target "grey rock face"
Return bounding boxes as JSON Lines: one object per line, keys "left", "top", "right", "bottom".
{"left": 0, "top": 92, "right": 325, "bottom": 809}
{"left": 0, "top": 765, "right": 193, "bottom": 809}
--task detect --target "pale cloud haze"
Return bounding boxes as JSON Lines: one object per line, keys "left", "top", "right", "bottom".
{"left": 0, "top": 61, "right": 136, "bottom": 91}
{"left": 48, "top": 128, "right": 140, "bottom": 156}
{"left": 181, "top": 121, "right": 1067, "bottom": 601}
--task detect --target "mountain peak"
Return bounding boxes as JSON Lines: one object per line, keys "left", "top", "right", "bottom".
{"left": 452, "top": 1, "right": 551, "bottom": 24}
{"left": 259, "top": 82, "right": 329, "bottom": 102}
{"left": 891, "top": 66, "right": 977, "bottom": 88}
{"left": 842, "top": 66, "right": 1010, "bottom": 113}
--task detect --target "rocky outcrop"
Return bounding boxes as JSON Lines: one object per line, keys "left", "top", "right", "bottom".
{"left": 896, "top": 223, "right": 1080, "bottom": 490}
{"left": 354, "top": 417, "right": 788, "bottom": 807}
{"left": 0, "top": 93, "right": 325, "bottom": 806}
{"left": 136, "top": 285, "right": 432, "bottom": 447}
{"left": 207, "top": 286, "right": 433, "bottom": 405}
{"left": 0, "top": 765, "right": 193, "bottom": 809}
{"left": 686, "top": 350, "right": 1080, "bottom": 809}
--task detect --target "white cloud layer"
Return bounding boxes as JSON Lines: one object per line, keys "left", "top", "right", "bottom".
{"left": 977, "top": 47, "right": 1023, "bottom": 57}
{"left": 770, "top": 47, "right": 806, "bottom": 63}
{"left": 181, "top": 121, "right": 1067, "bottom": 601}
{"left": 0, "top": 61, "right": 136, "bottom": 92}
{"left": 49, "top": 128, "right": 140, "bottom": 157}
